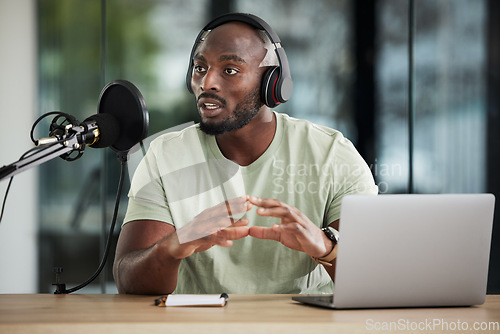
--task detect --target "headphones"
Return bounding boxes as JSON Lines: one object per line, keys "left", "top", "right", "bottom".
{"left": 186, "top": 13, "right": 293, "bottom": 108}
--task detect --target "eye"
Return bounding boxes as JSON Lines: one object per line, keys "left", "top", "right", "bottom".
{"left": 194, "top": 65, "right": 206, "bottom": 73}
{"left": 224, "top": 68, "right": 238, "bottom": 75}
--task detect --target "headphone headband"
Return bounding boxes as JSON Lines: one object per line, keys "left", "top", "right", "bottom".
{"left": 204, "top": 13, "right": 282, "bottom": 44}
{"left": 186, "top": 13, "right": 293, "bottom": 108}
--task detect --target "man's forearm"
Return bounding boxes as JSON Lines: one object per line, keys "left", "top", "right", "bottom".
{"left": 114, "top": 241, "right": 181, "bottom": 295}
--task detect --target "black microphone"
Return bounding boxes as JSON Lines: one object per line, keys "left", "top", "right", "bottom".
{"left": 35, "top": 80, "right": 149, "bottom": 154}
{"left": 83, "top": 113, "right": 120, "bottom": 148}
{"left": 35, "top": 113, "right": 120, "bottom": 148}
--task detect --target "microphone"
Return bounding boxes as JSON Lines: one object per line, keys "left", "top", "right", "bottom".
{"left": 0, "top": 80, "right": 148, "bottom": 293}
{"left": 35, "top": 80, "right": 149, "bottom": 154}
{"left": 83, "top": 113, "right": 121, "bottom": 148}
{"left": 35, "top": 113, "right": 120, "bottom": 148}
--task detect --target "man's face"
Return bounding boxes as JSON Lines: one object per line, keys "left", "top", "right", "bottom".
{"left": 190, "top": 22, "right": 267, "bottom": 135}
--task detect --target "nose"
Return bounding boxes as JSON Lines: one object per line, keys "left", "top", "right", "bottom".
{"left": 200, "top": 68, "right": 220, "bottom": 92}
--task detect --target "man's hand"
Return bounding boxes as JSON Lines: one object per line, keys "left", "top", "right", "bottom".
{"left": 167, "top": 196, "right": 253, "bottom": 260}
{"left": 247, "top": 196, "right": 334, "bottom": 259}
{"left": 113, "top": 196, "right": 253, "bottom": 294}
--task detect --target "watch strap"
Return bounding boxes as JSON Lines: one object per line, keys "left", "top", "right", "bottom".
{"left": 311, "top": 227, "right": 339, "bottom": 267}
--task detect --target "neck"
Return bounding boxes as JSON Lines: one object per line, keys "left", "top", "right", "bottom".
{"left": 215, "top": 108, "right": 276, "bottom": 166}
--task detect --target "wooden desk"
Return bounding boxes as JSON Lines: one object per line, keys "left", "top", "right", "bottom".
{"left": 1, "top": 294, "right": 499, "bottom": 333}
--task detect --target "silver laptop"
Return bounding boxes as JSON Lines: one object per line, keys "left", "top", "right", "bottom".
{"left": 293, "top": 194, "right": 495, "bottom": 309}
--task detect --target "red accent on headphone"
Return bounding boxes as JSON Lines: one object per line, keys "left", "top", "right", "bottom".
{"left": 272, "top": 76, "right": 281, "bottom": 105}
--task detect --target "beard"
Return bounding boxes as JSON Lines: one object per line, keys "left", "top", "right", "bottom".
{"left": 199, "top": 88, "right": 263, "bottom": 136}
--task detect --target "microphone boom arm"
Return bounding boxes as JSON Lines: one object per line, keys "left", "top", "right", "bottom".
{"left": 0, "top": 132, "right": 83, "bottom": 182}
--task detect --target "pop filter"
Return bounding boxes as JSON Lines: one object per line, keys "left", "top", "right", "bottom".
{"left": 97, "top": 80, "right": 149, "bottom": 153}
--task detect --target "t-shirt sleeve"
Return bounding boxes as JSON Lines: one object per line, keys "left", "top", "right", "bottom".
{"left": 324, "top": 135, "right": 378, "bottom": 225}
{"left": 123, "top": 140, "right": 174, "bottom": 226}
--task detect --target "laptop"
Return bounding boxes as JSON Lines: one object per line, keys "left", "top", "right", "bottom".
{"left": 293, "top": 194, "right": 495, "bottom": 309}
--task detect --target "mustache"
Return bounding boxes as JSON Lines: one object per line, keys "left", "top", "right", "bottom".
{"left": 197, "top": 92, "right": 226, "bottom": 106}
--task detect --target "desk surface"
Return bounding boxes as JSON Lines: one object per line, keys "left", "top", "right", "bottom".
{"left": 1, "top": 294, "right": 499, "bottom": 333}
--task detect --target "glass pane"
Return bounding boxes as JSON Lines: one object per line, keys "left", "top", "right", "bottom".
{"left": 375, "top": 0, "right": 410, "bottom": 194}
{"left": 236, "top": 0, "right": 356, "bottom": 137}
{"left": 105, "top": 0, "right": 209, "bottom": 135}
{"left": 412, "top": 0, "right": 487, "bottom": 193}
{"left": 103, "top": 0, "right": 211, "bottom": 292}
{"left": 375, "top": 0, "right": 487, "bottom": 194}
{"left": 37, "top": 0, "right": 105, "bottom": 292}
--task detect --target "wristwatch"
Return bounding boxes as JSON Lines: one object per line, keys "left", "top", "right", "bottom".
{"left": 322, "top": 227, "right": 339, "bottom": 245}
{"left": 311, "top": 227, "right": 339, "bottom": 267}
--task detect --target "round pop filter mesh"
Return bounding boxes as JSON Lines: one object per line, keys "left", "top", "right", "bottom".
{"left": 98, "top": 80, "right": 149, "bottom": 153}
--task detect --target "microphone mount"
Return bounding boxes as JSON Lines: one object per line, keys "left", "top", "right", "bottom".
{"left": 0, "top": 112, "right": 96, "bottom": 181}
{"left": 0, "top": 79, "right": 149, "bottom": 294}
{"left": 36, "top": 121, "right": 99, "bottom": 148}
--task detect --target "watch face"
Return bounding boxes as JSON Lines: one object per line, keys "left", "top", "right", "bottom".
{"left": 322, "top": 227, "right": 339, "bottom": 244}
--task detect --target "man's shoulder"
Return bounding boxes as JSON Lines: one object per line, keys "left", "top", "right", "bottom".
{"left": 149, "top": 122, "right": 203, "bottom": 149}
{"left": 143, "top": 122, "right": 208, "bottom": 169}
{"left": 277, "top": 112, "right": 343, "bottom": 140}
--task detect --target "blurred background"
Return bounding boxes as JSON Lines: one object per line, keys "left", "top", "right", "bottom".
{"left": 0, "top": 0, "right": 499, "bottom": 294}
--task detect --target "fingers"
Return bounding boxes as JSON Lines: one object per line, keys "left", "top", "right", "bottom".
{"left": 171, "top": 217, "right": 250, "bottom": 258}
{"left": 249, "top": 196, "right": 303, "bottom": 222}
{"left": 247, "top": 196, "right": 325, "bottom": 255}
{"left": 249, "top": 222, "right": 306, "bottom": 239}
{"left": 196, "top": 195, "right": 252, "bottom": 221}
{"left": 231, "top": 218, "right": 250, "bottom": 228}
{"left": 178, "top": 197, "right": 252, "bottom": 244}
{"left": 225, "top": 195, "right": 253, "bottom": 217}
{"left": 248, "top": 225, "right": 281, "bottom": 241}
{"left": 203, "top": 218, "right": 250, "bottom": 247}
{"left": 248, "top": 196, "right": 281, "bottom": 208}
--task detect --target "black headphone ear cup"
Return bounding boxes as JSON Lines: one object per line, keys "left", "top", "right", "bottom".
{"left": 187, "top": 63, "right": 194, "bottom": 94}
{"left": 261, "top": 67, "right": 280, "bottom": 108}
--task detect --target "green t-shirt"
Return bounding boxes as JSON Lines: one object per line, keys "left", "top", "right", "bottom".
{"left": 124, "top": 112, "right": 378, "bottom": 294}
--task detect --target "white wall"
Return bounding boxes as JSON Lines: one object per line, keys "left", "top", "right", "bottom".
{"left": 0, "top": 0, "right": 38, "bottom": 293}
